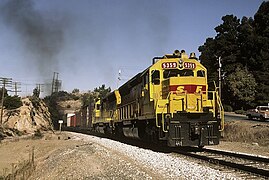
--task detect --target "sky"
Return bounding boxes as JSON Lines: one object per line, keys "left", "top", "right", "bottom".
{"left": 0, "top": 0, "right": 265, "bottom": 97}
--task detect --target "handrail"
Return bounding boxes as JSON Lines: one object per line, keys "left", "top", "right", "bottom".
{"left": 216, "top": 91, "right": 225, "bottom": 131}
{"left": 213, "top": 80, "right": 224, "bottom": 130}
{"left": 162, "top": 113, "right": 168, "bottom": 133}
{"left": 175, "top": 91, "right": 187, "bottom": 111}
{"left": 162, "top": 92, "right": 170, "bottom": 132}
{"left": 212, "top": 91, "right": 215, "bottom": 118}
{"left": 155, "top": 99, "right": 161, "bottom": 128}
{"left": 155, "top": 92, "right": 171, "bottom": 131}
{"left": 207, "top": 91, "right": 224, "bottom": 131}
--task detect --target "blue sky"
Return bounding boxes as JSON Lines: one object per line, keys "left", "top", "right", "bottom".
{"left": 0, "top": 0, "right": 264, "bottom": 96}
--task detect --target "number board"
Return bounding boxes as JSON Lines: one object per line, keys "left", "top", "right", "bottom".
{"left": 184, "top": 62, "right": 196, "bottom": 69}
{"left": 162, "top": 62, "right": 177, "bottom": 69}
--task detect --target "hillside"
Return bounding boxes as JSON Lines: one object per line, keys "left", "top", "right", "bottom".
{"left": 57, "top": 99, "right": 82, "bottom": 115}
{"left": 0, "top": 97, "right": 53, "bottom": 139}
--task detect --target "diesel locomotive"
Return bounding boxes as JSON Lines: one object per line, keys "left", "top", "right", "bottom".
{"left": 92, "top": 50, "right": 224, "bottom": 147}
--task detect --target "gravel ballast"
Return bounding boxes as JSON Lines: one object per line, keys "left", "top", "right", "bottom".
{"left": 66, "top": 132, "right": 242, "bottom": 179}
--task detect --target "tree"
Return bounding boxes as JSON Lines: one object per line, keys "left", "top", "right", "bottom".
{"left": 198, "top": 37, "right": 218, "bottom": 86}
{"left": 226, "top": 67, "right": 257, "bottom": 109}
{"left": 94, "top": 84, "right": 111, "bottom": 99}
{"left": 0, "top": 88, "right": 8, "bottom": 101}
{"left": 237, "top": 16, "right": 255, "bottom": 68}
{"left": 214, "top": 14, "right": 241, "bottom": 71}
{"left": 0, "top": 87, "right": 22, "bottom": 110}
{"left": 44, "top": 91, "right": 75, "bottom": 128}
{"left": 4, "top": 95, "right": 23, "bottom": 110}
{"left": 199, "top": 15, "right": 242, "bottom": 106}
{"left": 79, "top": 84, "right": 112, "bottom": 108}
{"left": 33, "top": 87, "right": 40, "bottom": 98}
{"left": 72, "top": 88, "right": 80, "bottom": 94}
{"left": 199, "top": 15, "right": 241, "bottom": 83}
{"left": 199, "top": 2, "right": 269, "bottom": 109}
{"left": 81, "top": 91, "right": 95, "bottom": 108}
{"left": 252, "top": 1, "right": 269, "bottom": 105}
{"left": 80, "top": 84, "right": 111, "bottom": 108}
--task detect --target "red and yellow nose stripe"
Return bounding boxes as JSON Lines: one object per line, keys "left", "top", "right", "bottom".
{"left": 169, "top": 85, "right": 206, "bottom": 94}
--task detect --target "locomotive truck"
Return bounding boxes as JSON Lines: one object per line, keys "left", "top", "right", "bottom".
{"left": 92, "top": 50, "right": 224, "bottom": 147}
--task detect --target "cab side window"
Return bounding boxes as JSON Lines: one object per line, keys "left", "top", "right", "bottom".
{"left": 151, "top": 70, "right": 160, "bottom": 85}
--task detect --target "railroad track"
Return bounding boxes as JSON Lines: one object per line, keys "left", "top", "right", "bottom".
{"left": 64, "top": 127, "right": 269, "bottom": 178}
{"left": 173, "top": 147, "right": 269, "bottom": 179}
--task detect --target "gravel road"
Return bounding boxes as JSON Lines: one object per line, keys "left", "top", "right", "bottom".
{"left": 29, "top": 132, "right": 242, "bottom": 180}
{"left": 225, "top": 112, "right": 269, "bottom": 124}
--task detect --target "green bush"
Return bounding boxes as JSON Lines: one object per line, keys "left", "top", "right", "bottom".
{"left": 72, "top": 96, "right": 80, "bottom": 101}
{"left": 224, "top": 105, "right": 233, "bottom": 112}
{"left": 4, "top": 96, "right": 23, "bottom": 110}
{"left": 33, "top": 129, "right": 43, "bottom": 139}
{"left": 29, "top": 96, "right": 41, "bottom": 109}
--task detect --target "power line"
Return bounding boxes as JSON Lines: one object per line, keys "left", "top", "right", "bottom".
{"left": 11, "top": 82, "right": 22, "bottom": 96}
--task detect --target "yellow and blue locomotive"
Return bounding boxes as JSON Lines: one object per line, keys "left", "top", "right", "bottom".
{"left": 92, "top": 50, "right": 224, "bottom": 147}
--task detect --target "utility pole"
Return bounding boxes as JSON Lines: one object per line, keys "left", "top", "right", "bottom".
{"left": 218, "top": 56, "right": 222, "bottom": 99}
{"left": 36, "top": 83, "right": 44, "bottom": 97}
{"left": 51, "top": 72, "right": 56, "bottom": 95}
{"left": 55, "top": 72, "right": 59, "bottom": 93}
{"left": 0, "top": 77, "right": 12, "bottom": 125}
{"left": 51, "top": 72, "right": 61, "bottom": 94}
{"left": 37, "top": 84, "right": 44, "bottom": 92}
{"left": 12, "top": 82, "right": 21, "bottom": 96}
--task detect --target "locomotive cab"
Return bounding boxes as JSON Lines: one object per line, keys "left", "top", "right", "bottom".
{"left": 150, "top": 50, "right": 209, "bottom": 113}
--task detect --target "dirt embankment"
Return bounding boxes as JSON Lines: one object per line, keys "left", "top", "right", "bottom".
{"left": 0, "top": 132, "right": 77, "bottom": 179}
{"left": 223, "top": 121, "right": 269, "bottom": 146}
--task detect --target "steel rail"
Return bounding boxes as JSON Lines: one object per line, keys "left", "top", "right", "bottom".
{"left": 173, "top": 149, "right": 269, "bottom": 178}
{"left": 203, "top": 148, "right": 269, "bottom": 163}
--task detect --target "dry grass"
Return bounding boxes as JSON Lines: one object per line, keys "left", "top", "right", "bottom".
{"left": 223, "top": 121, "right": 269, "bottom": 146}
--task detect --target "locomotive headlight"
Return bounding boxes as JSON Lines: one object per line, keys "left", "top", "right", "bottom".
{"left": 195, "top": 126, "right": 199, "bottom": 134}
{"left": 178, "top": 59, "right": 184, "bottom": 69}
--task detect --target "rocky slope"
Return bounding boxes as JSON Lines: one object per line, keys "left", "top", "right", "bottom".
{"left": 0, "top": 97, "right": 53, "bottom": 139}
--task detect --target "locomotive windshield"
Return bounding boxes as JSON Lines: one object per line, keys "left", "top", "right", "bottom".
{"left": 163, "top": 69, "right": 194, "bottom": 78}
{"left": 197, "top": 70, "right": 205, "bottom": 77}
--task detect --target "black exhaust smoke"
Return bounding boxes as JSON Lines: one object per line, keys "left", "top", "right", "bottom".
{"left": 0, "top": 0, "right": 65, "bottom": 95}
